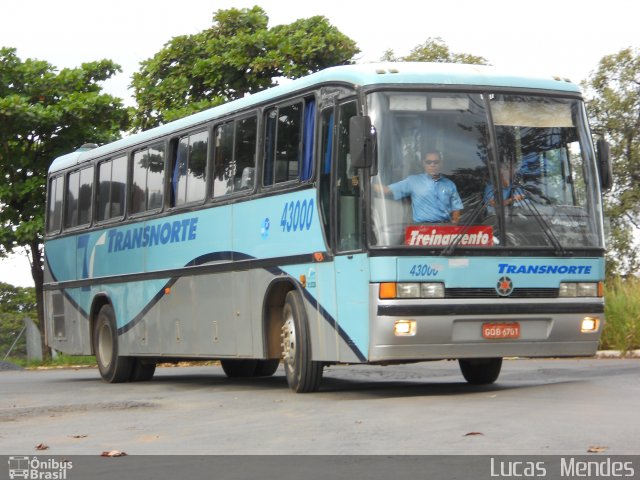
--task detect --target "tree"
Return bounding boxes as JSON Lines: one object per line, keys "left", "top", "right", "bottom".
{"left": 381, "top": 37, "right": 489, "bottom": 65}
{"left": 131, "top": 6, "right": 359, "bottom": 130}
{"left": 0, "top": 47, "right": 130, "bottom": 358}
{"left": 582, "top": 48, "right": 640, "bottom": 276}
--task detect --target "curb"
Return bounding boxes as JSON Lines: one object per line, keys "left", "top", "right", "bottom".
{"left": 594, "top": 350, "right": 640, "bottom": 359}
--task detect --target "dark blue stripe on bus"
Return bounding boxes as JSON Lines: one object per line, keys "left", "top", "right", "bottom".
{"left": 46, "top": 249, "right": 366, "bottom": 363}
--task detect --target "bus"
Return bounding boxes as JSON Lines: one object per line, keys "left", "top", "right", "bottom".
{"left": 44, "top": 62, "right": 611, "bottom": 392}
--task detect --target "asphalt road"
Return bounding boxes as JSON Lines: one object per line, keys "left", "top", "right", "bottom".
{"left": 1, "top": 358, "right": 638, "bottom": 456}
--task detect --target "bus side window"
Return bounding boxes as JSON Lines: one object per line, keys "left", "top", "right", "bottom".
{"left": 46, "top": 175, "right": 64, "bottom": 234}
{"left": 263, "top": 102, "right": 303, "bottom": 186}
{"left": 64, "top": 171, "right": 80, "bottom": 229}
{"left": 319, "top": 107, "right": 334, "bottom": 246}
{"left": 234, "top": 116, "right": 257, "bottom": 191}
{"left": 97, "top": 155, "right": 127, "bottom": 222}
{"left": 212, "top": 122, "right": 235, "bottom": 198}
{"left": 336, "top": 101, "right": 361, "bottom": 251}
{"left": 131, "top": 144, "right": 165, "bottom": 214}
{"left": 64, "top": 166, "right": 94, "bottom": 229}
{"left": 172, "top": 130, "right": 208, "bottom": 207}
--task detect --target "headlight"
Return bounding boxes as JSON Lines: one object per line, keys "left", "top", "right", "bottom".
{"left": 577, "top": 283, "right": 598, "bottom": 297}
{"left": 380, "top": 282, "right": 445, "bottom": 299}
{"left": 397, "top": 283, "right": 420, "bottom": 298}
{"left": 559, "top": 282, "right": 601, "bottom": 297}
{"left": 421, "top": 283, "right": 445, "bottom": 298}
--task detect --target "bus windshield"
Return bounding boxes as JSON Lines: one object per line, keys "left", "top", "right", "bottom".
{"left": 368, "top": 91, "right": 604, "bottom": 251}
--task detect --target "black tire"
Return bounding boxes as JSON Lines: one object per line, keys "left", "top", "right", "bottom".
{"left": 459, "top": 357, "right": 503, "bottom": 385}
{"left": 94, "top": 304, "right": 132, "bottom": 383}
{"left": 221, "top": 359, "right": 258, "bottom": 378}
{"left": 129, "top": 358, "right": 156, "bottom": 382}
{"left": 281, "top": 290, "right": 323, "bottom": 393}
{"left": 253, "top": 359, "right": 280, "bottom": 377}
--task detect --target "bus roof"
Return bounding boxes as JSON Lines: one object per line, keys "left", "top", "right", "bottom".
{"left": 48, "top": 62, "right": 582, "bottom": 174}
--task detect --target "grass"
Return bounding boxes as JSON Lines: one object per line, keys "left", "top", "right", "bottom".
{"left": 601, "top": 277, "right": 640, "bottom": 353}
{"left": 7, "top": 354, "right": 97, "bottom": 369}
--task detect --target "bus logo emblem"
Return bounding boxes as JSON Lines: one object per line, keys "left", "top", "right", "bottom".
{"left": 496, "top": 276, "right": 514, "bottom": 296}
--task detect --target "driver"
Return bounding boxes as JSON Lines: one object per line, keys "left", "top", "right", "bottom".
{"left": 374, "top": 151, "right": 462, "bottom": 224}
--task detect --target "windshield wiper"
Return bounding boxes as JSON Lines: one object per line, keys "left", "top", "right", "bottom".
{"left": 513, "top": 182, "right": 567, "bottom": 256}
{"left": 441, "top": 182, "right": 567, "bottom": 257}
{"left": 441, "top": 194, "right": 492, "bottom": 256}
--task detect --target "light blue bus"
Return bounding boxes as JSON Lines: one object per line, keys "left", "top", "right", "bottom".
{"left": 44, "top": 63, "right": 610, "bottom": 392}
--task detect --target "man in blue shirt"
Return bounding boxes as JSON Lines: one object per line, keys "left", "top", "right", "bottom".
{"left": 483, "top": 163, "right": 526, "bottom": 215}
{"left": 375, "top": 151, "right": 463, "bottom": 224}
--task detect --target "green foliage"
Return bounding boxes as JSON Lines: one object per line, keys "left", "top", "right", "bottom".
{"left": 0, "top": 47, "right": 131, "bottom": 356}
{"left": 0, "top": 282, "right": 37, "bottom": 359}
{"left": 601, "top": 277, "right": 640, "bottom": 353}
{"left": 0, "top": 47, "right": 130, "bottom": 256}
{"left": 582, "top": 48, "right": 640, "bottom": 275}
{"left": 131, "top": 6, "right": 359, "bottom": 130}
{"left": 381, "top": 37, "right": 489, "bottom": 65}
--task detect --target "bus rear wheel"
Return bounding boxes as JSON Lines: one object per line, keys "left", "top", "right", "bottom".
{"left": 129, "top": 358, "right": 156, "bottom": 382}
{"left": 281, "top": 290, "right": 323, "bottom": 393}
{"left": 458, "top": 357, "right": 502, "bottom": 385}
{"left": 94, "top": 304, "right": 132, "bottom": 383}
{"left": 254, "top": 359, "right": 280, "bottom": 377}
{"left": 220, "top": 359, "right": 258, "bottom": 377}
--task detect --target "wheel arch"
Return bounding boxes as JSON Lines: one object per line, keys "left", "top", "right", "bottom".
{"left": 89, "top": 293, "right": 112, "bottom": 355}
{"left": 261, "top": 277, "right": 301, "bottom": 359}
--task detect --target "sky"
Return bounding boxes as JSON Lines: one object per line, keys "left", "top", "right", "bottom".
{"left": 1, "top": 0, "right": 639, "bottom": 287}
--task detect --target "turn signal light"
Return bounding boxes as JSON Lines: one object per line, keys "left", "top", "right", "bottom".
{"left": 379, "top": 283, "right": 397, "bottom": 299}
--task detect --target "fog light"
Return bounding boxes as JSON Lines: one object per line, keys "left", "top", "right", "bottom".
{"left": 581, "top": 317, "right": 599, "bottom": 333}
{"left": 394, "top": 320, "right": 416, "bottom": 336}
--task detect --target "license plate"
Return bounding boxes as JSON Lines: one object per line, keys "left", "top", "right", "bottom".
{"left": 482, "top": 322, "right": 520, "bottom": 339}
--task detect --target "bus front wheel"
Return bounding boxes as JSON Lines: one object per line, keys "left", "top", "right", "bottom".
{"left": 94, "top": 304, "right": 132, "bottom": 383}
{"left": 281, "top": 290, "right": 323, "bottom": 393}
{"left": 458, "top": 357, "right": 502, "bottom": 385}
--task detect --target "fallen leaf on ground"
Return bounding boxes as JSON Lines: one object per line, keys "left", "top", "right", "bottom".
{"left": 464, "top": 432, "right": 484, "bottom": 436}
{"left": 35, "top": 443, "right": 49, "bottom": 450}
{"left": 587, "top": 446, "right": 608, "bottom": 453}
{"left": 70, "top": 434, "right": 88, "bottom": 439}
{"left": 101, "top": 450, "right": 127, "bottom": 457}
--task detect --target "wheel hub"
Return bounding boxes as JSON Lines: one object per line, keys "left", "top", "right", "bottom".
{"left": 281, "top": 314, "right": 296, "bottom": 368}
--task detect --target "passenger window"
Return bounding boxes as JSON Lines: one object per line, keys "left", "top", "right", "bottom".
{"left": 46, "top": 176, "right": 64, "bottom": 234}
{"left": 97, "top": 156, "right": 127, "bottom": 221}
{"left": 172, "top": 131, "right": 208, "bottom": 206}
{"left": 131, "top": 144, "right": 165, "bottom": 214}
{"left": 212, "top": 122, "right": 234, "bottom": 198}
{"left": 64, "top": 166, "right": 93, "bottom": 229}
{"left": 212, "top": 115, "right": 257, "bottom": 198}
{"left": 64, "top": 171, "right": 80, "bottom": 229}
{"left": 263, "top": 103, "right": 303, "bottom": 186}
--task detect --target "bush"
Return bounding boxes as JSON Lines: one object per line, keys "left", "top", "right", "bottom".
{"left": 0, "top": 313, "right": 27, "bottom": 359}
{"left": 602, "top": 277, "right": 640, "bottom": 353}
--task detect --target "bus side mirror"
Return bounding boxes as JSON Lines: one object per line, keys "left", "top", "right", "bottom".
{"left": 596, "top": 138, "right": 612, "bottom": 191}
{"left": 349, "top": 116, "right": 373, "bottom": 169}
